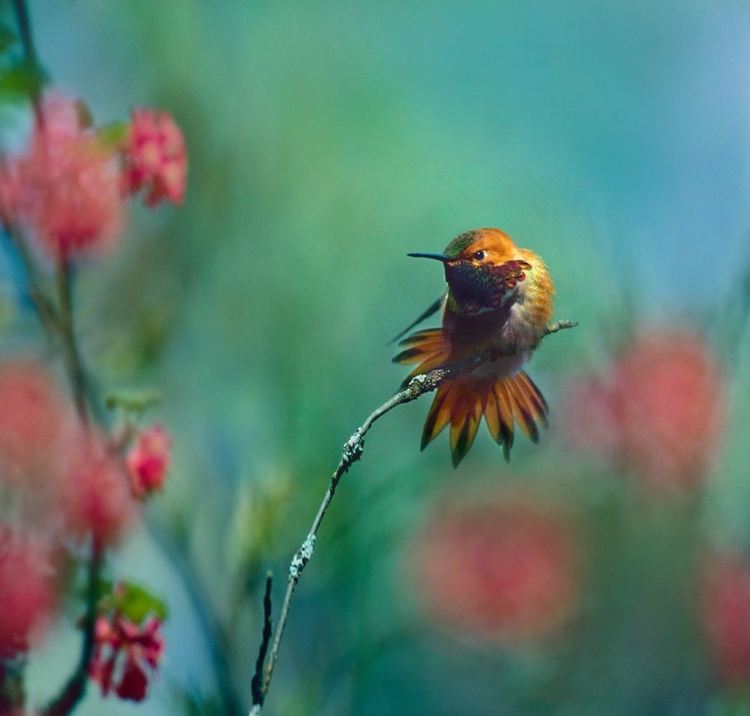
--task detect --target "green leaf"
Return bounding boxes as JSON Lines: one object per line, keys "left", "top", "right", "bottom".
{"left": 112, "top": 581, "right": 169, "bottom": 624}
{"left": 97, "top": 120, "right": 129, "bottom": 149}
{"left": 104, "top": 389, "right": 161, "bottom": 414}
{"left": 0, "top": 61, "right": 46, "bottom": 100}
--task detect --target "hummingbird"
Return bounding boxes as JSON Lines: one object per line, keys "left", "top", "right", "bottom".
{"left": 393, "top": 228, "right": 555, "bottom": 467}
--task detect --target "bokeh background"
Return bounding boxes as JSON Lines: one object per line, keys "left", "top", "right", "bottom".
{"left": 3, "top": 1, "right": 750, "bottom": 714}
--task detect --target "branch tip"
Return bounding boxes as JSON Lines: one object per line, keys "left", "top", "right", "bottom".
{"left": 250, "top": 574, "right": 274, "bottom": 708}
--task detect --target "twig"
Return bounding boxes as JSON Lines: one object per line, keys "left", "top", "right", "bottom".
{"left": 248, "top": 319, "right": 578, "bottom": 714}
{"left": 9, "top": 0, "right": 44, "bottom": 125}
{"left": 0, "top": 657, "right": 26, "bottom": 714}
{"left": 41, "top": 263, "right": 103, "bottom": 716}
{"left": 2, "top": 222, "right": 63, "bottom": 335}
{"left": 544, "top": 318, "right": 577, "bottom": 335}
{"left": 10, "top": 0, "right": 40, "bottom": 72}
{"left": 43, "top": 540, "right": 103, "bottom": 716}
{"left": 3, "top": 163, "right": 104, "bottom": 716}
{"left": 56, "top": 260, "right": 89, "bottom": 424}
{"left": 250, "top": 574, "right": 274, "bottom": 707}
{"left": 144, "top": 517, "right": 245, "bottom": 716}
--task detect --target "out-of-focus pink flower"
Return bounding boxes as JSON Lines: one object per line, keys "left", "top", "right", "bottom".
{"left": 126, "top": 424, "right": 171, "bottom": 499}
{"left": 0, "top": 359, "right": 69, "bottom": 488}
{"left": 563, "top": 329, "right": 724, "bottom": 492}
{"left": 561, "top": 375, "right": 622, "bottom": 459}
{"left": 90, "top": 604, "right": 164, "bottom": 702}
{"left": 0, "top": 525, "right": 59, "bottom": 658}
{"left": 410, "top": 495, "right": 580, "bottom": 644}
{"left": 0, "top": 91, "right": 125, "bottom": 263}
{"left": 702, "top": 554, "right": 750, "bottom": 686}
{"left": 122, "top": 109, "right": 187, "bottom": 207}
{"left": 59, "top": 428, "right": 136, "bottom": 546}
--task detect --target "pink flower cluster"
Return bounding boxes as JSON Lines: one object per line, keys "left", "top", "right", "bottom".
{"left": 89, "top": 599, "right": 164, "bottom": 702}
{"left": 0, "top": 91, "right": 187, "bottom": 263}
{"left": 60, "top": 429, "right": 137, "bottom": 545}
{"left": 0, "top": 525, "right": 59, "bottom": 659}
{"left": 0, "top": 358, "right": 173, "bottom": 538}
{"left": 0, "top": 358, "right": 136, "bottom": 547}
{"left": 122, "top": 108, "right": 187, "bottom": 207}
{"left": 411, "top": 493, "right": 580, "bottom": 644}
{"left": 703, "top": 554, "right": 750, "bottom": 686}
{"left": 0, "top": 358, "right": 67, "bottom": 488}
{"left": 563, "top": 329, "right": 724, "bottom": 493}
{"left": 0, "top": 359, "right": 176, "bottom": 667}
{"left": 126, "top": 424, "right": 172, "bottom": 499}
{"left": 0, "top": 93, "right": 123, "bottom": 263}
{"left": 0, "top": 87, "right": 182, "bottom": 708}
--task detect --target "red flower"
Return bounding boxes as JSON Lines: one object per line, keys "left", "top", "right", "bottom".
{"left": 59, "top": 428, "right": 136, "bottom": 546}
{"left": 126, "top": 424, "right": 172, "bottom": 499}
{"left": 0, "top": 91, "right": 125, "bottom": 262}
{"left": 122, "top": 108, "right": 187, "bottom": 207}
{"left": 563, "top": 329, "right": 724, "bottom": 492}
{"left": 702, "top": 554, "right": 750, "bottom": 686}
{"left": 0, "top": 525, "right": 59, "bottom": 658}
{"left": 89, "top": 605, "right": 164, "bottom": 702}
{"left": 410, "top": 494, "right": 580, "bottom": 644}
{"left": 0, "top": 359, "right": 69, "bottom": 489}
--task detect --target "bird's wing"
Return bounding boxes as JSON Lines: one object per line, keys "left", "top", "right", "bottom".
{"left": 387, "top": 294, "right": 446, "bottom": 345}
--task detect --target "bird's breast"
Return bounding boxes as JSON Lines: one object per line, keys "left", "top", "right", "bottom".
{"left": 441, "top": 298, "right": 543, "bottom": 375}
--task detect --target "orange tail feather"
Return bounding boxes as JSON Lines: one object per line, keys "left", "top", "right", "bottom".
{"left": 394, "top": 328, "right": 549, "bottom": 466}
{"left": 421, "top": 372, "right": 548, "bottom": 466}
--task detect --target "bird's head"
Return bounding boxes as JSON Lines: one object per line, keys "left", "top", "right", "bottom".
{"left": 409, "top": 228, "right": 531, "bottom": 317}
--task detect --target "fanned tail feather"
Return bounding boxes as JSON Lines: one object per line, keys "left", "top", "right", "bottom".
{"left": 394, "top": 328, "right": 549, "bottom": 466}
{"left": 393, "top": 328, "right": 451, "bottom": 387}
{"left": 426, "top": 371, "right": 548, "bottom": 466}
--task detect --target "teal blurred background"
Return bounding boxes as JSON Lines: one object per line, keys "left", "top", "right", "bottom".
{"left": 4, "top": 1, "right": 750, "bottom": 714}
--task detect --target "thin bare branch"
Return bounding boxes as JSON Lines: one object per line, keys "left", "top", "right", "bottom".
{"left": 250, "top": 574, "right": 274, "bottom": 707}
{"left": 249, "top": 319, "right": 578, "bottom": 714}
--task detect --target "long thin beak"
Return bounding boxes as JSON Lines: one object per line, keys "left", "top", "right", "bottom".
{"left": 407, "top": 252, "right": 449, "bottom": 262}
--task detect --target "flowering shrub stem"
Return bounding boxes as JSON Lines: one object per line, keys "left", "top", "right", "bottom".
{"left": 4, "top": 5, "right": 106, "bottom": 708}
{"left": 3, "top": 225, "right": 62, "bottom": 335}
{"left": 248, "top": 319, "right": 578, "bottom": 715}
{"left": 0, "top": 659, "right": 26, "bottom": 713}
{"left": 36, "top": 261, "right": 106, "bottom": 715}
{"left": 1, "top": 3, "right": 197, "bottom": 711}
{"left": 7, "top": 232, "right": 107, "bottom": 716}
{"left": 43, "top": 539, "right": 103, "bottom": 716}
{"left": 9, "top": 0, "right": 43, "bottom": 123}
{"left": 55, "top": 260, "right": 89, "bottom": 424}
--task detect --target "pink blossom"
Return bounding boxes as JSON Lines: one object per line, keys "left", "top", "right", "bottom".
{"left": 0, "top": 525, "right": 59, "bottom": 658}
{"left": 122, "top": 108, "right": 187, "bottom": 207}
{"left": 0, "top": 358, "right": 69, "bottom": 489}
{"left": 410, "top": 494, "right": 580, "bottom": 644}
{"left": 703, "top": 554, "right": 750, "bottom": 685}
{"left": 59, "top": 428, "right": 136, "bottom": 546}
{"left": 90, "top": 607, "right": 164, "bottom": 702}
{"left": 563, "top": 329, "right": 724, "bottom": 492}
{"left": 0, "top": 91, "right": 124, "bottom": 262}
{"left": 126, "top": 424, "right": 172, "bottom": 499}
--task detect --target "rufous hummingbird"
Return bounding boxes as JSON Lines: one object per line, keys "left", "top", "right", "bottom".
{"left": 393, "top": 228, "right": 555, "bottom": 467}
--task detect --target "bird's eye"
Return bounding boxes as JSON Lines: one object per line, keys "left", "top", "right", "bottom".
{"left": 473, "top": 250, "right": 486, "bottom": 261}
